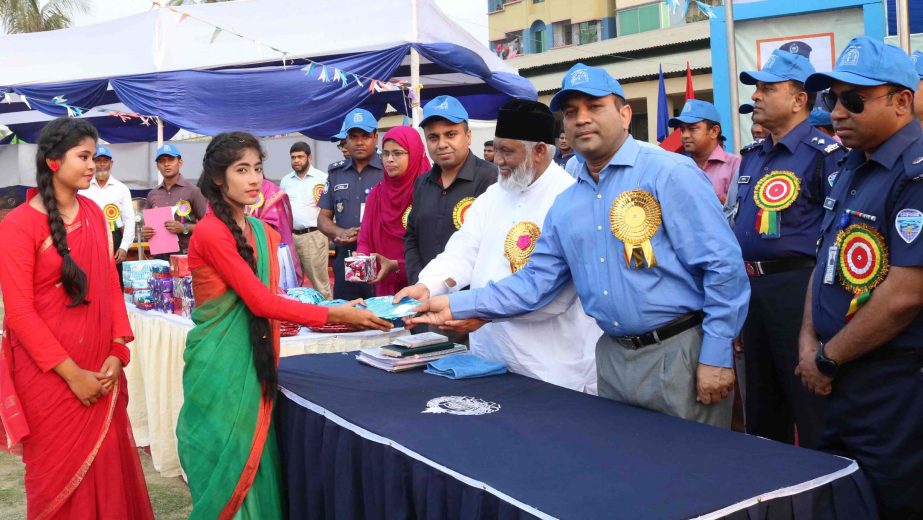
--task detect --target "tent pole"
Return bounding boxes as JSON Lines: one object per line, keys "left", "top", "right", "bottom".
{"left": 896, "top": 0, "right": 910, "bottom": 52}
{"left": 410, "top": 0, "right": 422, "bottom": 127}
{"left": 724, "top": 0, "right": 741, "bottom": 153}
{"left": 156, "top": 117, "right": 164, "bottom": 147}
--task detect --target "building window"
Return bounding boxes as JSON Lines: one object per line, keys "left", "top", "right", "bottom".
{"left": 533, "top": 0, "right": 544, "bottom": 3}
{"left": 488, "top": 0, "right": 504, "bottom": 12}
{"left": 552, "top": 20, "right": 572, "bottom": 47}
{"left": 578, "top": 20, "right": 599, "bottom": 45}
{"left": 618, "top": 3, "right": 662, "bottom": 36}
{"left": 531, "top": 20, "right": 547, "bottom": 53}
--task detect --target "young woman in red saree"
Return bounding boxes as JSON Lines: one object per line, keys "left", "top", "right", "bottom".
{"left": 177, "top": 132, "right": 392, "bottom": 519}
{"left": 0, "top": 118, "right": 154, "bottom": 519}
{"left": 357, "top": 126, "right": 430, "bottom": 295}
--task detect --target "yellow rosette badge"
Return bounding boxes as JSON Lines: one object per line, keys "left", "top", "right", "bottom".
{"left": 609, "top": 190, "right": 662, "bottom": 269}
{"left": 246, "top": 192, "right": 265, "bottom": 216}
{"left": 836, "top": 223, "right": 889, "bottom": 322}
{"left": 452, "top": 197, "right": 475, "bottom": 230}
{"left": 753, "top": 170, "right": 800, "bottom": 239}
{"left": 504, "top": 221, "right": 541, "bottom": 273}
{"left": 313, "top": 184, "right": 325, "bottom": 204}
{"left": 401, "top": 205, "right": 412, "bottom": 230}
{"left": 175, "top": 199, "right": 192, "bottom": 224}
{"left": 103, "top": 204, "right": 121, "bottom": 231}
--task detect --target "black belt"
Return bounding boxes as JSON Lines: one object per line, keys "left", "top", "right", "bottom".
{"left": 612, "top": 311, "right": 705, "bottom": 350}
{"left": 744, "top": 257, "right": 815, "bottom": 277}
{"left": 293, "top": 227, "right": 318, "bottom": 235}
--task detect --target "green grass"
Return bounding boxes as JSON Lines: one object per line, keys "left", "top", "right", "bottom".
{"left": 0, "top": 448, "right": 191, "bottom": 519}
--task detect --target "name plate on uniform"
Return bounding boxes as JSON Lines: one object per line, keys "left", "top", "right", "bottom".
{"left": 738, "top": 176, "right": 751, "bottom": 184}
{"left": 823, "top": 197, "right": 837, "bottom": 211}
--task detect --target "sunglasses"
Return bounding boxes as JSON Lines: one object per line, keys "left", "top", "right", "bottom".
{"left": 821, "top": 89, "right": 901, "bottom": 114}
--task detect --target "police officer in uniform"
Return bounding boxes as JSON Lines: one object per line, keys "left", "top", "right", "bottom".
{"left": 318, "top": 108, "right": 384, "bottom": 300}
{"left": 734, "top": 49, "right": 847, "bottom": 448}
{"left": 799, "top": 37, "right": 923, "bottom": 520}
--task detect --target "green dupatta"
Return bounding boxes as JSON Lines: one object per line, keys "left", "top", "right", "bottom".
{"left": 177, "top": 217, "right": 284, "bottom": 520}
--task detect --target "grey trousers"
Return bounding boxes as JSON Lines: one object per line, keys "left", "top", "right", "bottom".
{"left": 596, "top": 325, "right": 733, "bottom": 428}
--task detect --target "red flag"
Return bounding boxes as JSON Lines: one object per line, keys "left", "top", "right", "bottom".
{"left": 685, "top": 62, "right": 694, "bottom": 100}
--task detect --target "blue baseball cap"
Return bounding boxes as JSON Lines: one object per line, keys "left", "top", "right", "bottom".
{"left": 420, "top": 95, "right": 469, "bottom": 128}
{"left": 668, "top": 99, "right": 721, "bottom": 127}
{"left": 95, "top": 145, "right": 113, "bottom": 159}
{"left": 807, "top": 107, "right": 833, "bottom": 127}
{"left": 740, "top": 49, "right": 816, "bottom": 86}
{"left": 911, "top": 50, "right": 923, "bottom": 79}
{"left": 549, "top": 63, "right": 625, "bottom": 112}
{"left": 333, "top": 108, "right": 378, "bottom": 139}
{"left": 738, "top": 103, "right": 755, "bottom": 114}
{"left": 155, "top": 143, "right": 181, "bottom": 159}
{"left": 805, "top": 36, "right": 918, "bottom": 92}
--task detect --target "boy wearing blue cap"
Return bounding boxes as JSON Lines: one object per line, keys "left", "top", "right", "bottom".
{"left": 412, "top": 64, "right": 748, "bottom": 428}
{"left": 317, "top": 108, "right": 384, "bottom": 300}
{"left": 80, "top": 145, "right": 136, "bottom": 277}
{"left": 668, "top": 99, "right": 740, "bottom": 203}
{"left": 142, "top": 143, "right": 207, "bottom": 256}
{"left": 404, "top": 95, "right": 497, "bottom": 287}
{"left": 733, "top": 48, "right": 847, "bottom": 450}
{"left": 797, "top": 36, "right": 923, "bottom": 519}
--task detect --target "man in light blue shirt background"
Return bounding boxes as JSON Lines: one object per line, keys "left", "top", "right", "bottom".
{"left": 412, "top": 63, "right": 749, "bottom": 428}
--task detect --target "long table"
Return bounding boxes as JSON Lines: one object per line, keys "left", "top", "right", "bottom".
{"left": 124, "top": 305, "right": 408, "bottom": 478}
{"left": 277, "top": 353, "right": 878, "bottom": 520}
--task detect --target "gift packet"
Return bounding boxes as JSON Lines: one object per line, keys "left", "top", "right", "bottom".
{"left": 359, "top": 296, "right": 420, "bottom": 326}
{"left": 169, "top": 254, "right": 190, "bottom": 278}
{"left": 122, "top": 260, "right": 169, "bottom": 291}
{"left": 345, "top": 255, "right": 378, "bottom": 282}
{"left": 286, "top": 287, "right": 326, "bottom": 305}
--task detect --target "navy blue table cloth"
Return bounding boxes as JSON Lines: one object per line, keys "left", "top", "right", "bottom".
{"left": 276, "top": 353, "right": 877, "bottom": 519}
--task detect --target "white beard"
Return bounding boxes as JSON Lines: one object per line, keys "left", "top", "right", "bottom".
{"left": 498, "top": 160, "right": 535, "bottom": 192}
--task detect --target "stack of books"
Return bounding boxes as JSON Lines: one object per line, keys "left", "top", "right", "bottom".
{"left": 357, "top": 332, "right": 467, "bottom": 372}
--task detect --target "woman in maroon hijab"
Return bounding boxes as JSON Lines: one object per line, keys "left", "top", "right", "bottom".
{"left": 357, "top": 126, "right": 430, "bottom": 296}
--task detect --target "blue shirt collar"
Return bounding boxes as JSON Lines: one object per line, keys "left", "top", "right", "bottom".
{"left": 761, "top": 119, "right": 811, "bottom": 154}
{"left": 843, "top": 121, "right": 922, "bottom": 172}
{"left": 575, "top": 136, "right": 640, "bottom": 185}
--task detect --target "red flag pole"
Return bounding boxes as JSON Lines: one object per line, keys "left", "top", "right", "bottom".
{"left": 685, "top": 62, "right": 695, "bottom": 100}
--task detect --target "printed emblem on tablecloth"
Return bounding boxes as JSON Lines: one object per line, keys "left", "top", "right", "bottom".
{"left": 895, "top": 209, "right": 923, "bottom": 244}
{"left": 753, "top": 170, "right": 800, "bottom": 239}
{"left": 422, "top": 396, "right": 500, "bottom": 416}
{"left": 452, "top": 197, "right": 475, "bottom": 230}
{"left": 103, "top": 204, "right": 120, "bottom": 231}
{"left": 313, "top": 183, "right": 325, "bottom": 203}
{"left": 504, "top": 221, "right": 541, "bottom": 273}
{"left": 402, "top": 205, "right": 412, "bottom": 230}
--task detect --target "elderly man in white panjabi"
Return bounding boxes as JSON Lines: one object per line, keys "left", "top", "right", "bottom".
{"left": 396, "top": 99, "right": 601, "bottom": 393}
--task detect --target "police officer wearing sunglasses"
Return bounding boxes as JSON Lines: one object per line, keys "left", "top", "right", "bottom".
{"left": 733, "top": 49, "right": 847, "bottom": 450}
{"left": 799, "top": 36, "right": 923, "bottom": 520}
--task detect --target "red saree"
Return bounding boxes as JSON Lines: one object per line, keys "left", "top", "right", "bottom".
{"left": 0, "top": 192, "right": 153, "bottom": 520}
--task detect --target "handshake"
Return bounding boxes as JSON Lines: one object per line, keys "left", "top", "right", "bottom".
{"left": 394, "top": 284, "right": 488, "bottom": 334}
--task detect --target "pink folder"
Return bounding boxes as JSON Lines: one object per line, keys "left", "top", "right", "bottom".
{"left": 143, "top": 206, "right": 180, "bottom": 255}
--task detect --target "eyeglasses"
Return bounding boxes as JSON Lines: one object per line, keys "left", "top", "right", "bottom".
{"left": 380, "top": 150, "right": 408, "bottom": 159}
{"left": 821, "top": 89, "right": 902, "bottom": 114}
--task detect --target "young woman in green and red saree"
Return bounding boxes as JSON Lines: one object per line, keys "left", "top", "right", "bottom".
{"left": 177, "top": 132, "right": 392, "bottom": 519}
{"left": 0, "top": 118, "right": 154, "bottom": 519}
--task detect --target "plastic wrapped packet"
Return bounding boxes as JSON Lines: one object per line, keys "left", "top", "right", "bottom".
{"left": 169, "top": 254, "right": 190, "bottom": 278}
{"left": 286, "top": 287, "right": 326, "bottom": 305}
{"left": 122, "top": 260, "right": 169, "bottom": 291}
{"left": 345, "top": 254, "right": 377, "bottom": 283}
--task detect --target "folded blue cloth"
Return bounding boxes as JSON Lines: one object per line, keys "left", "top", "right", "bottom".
{"left": 425, "top": 354, "right": 508, "bottom": 380}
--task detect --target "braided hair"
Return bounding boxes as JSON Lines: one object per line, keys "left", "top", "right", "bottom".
{"left": 35, "top": 118, "right": 99, "bottom": 307}
{"left": 198, "top": 132, "right": 277, "bottom": 400}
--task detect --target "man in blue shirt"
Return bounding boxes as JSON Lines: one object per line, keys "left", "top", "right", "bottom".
{"left": 733, "top": 49, "right": 847, "bottom": 448}
{"left": 411, "top": 64, "right": 749, "bottom": 428}
{"left": 799, "top": 37, "right": 923, "bottom": 519}
{"left": 318, "top": 108, "right": 384, "bottom": 300}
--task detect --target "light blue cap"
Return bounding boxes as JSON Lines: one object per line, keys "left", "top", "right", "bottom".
{"left": 740, "top": 49, "right": 816, "bottom": 86}
{"left": 333, "top": 108, "right": 378, "bottom": 139}
{"left": 550, "top": 63, "right": 625, "bottom": 112}
{"left": 807, "top": 107, "right": 833, "bottom": 127}
{"left": 420, "top": 95, "right": 469, "bottom": 127}
{"left": 155, "top": 143, "right": 181, "bottom": 159}
{"left": 668, "top": 99, "right": 721, "bottom": 127}
{"left": 805, "top": 36, "right": 918, "bottom": 92}
{"left": 95, "top": 145, "right": 112, "bottom": 158}
{"left": 911, "top": 50, "right": 923, "bottom": 79}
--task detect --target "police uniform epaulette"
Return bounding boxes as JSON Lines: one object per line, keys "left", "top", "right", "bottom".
{"left": 327, "top": 160, "right": 346, "bottom": 171}
{"left": 903, "top": 141, "right": 923, "bottom": 181}
{"left": 806, "top": 135, "right": 842, "bottom": 155}
{"left": 741, "top": 140, "right": 763, "bottom": 153}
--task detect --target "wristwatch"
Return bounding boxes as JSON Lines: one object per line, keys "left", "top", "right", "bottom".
{"left": 815, "top": 342, "right": 839, "bottom": 377}
{"left": 182, "top": 223, "right": 190, "bottom": 235}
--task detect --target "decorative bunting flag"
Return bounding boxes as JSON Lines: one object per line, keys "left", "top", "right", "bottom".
{"left": 209, "top": 27, "right": 222, "bottom": 43}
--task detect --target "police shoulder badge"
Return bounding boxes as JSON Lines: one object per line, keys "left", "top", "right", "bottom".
{"left": 452, "top": 197, "right": 475, "bottom": 230}
{"left": 753, "top": 170, "right": 800, "bottom": 238}
{"left": 103, "top": 203, "right": 120, "bottom": 231}
{"left": 504, "top": 221, "right": 541, "bottom": 273}
{"left": 895, "top": 209, "right": 923, "bottom": 244}
{"left": 835, "top": 223, "right": 889, "bottom": 321}
{"left": 402, "top": 205, "right": 412, "bottom": 230}
{"left": 609, "top": 189, "right": 661, "bottom": 269}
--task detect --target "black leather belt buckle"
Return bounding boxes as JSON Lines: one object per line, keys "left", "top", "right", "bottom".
{"left": 744, "top": 261, "right": 764, "bottom": 277}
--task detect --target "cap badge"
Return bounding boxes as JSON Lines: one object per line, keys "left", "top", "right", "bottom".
{"left": 682, "top": 103, "right": 692, "bottom": 113}
{"left": 352, "top": 113, "right": 363, "bottom": 123}
{"left": 842, "top": 46, "right": 860, "bottom": 66}
{"left": 436, "top": 100, "right": 449, "bottom": 110}
{"left": 789, "top": 43, "right": 800, "bottom": 54}
{"left": 570, "top": 69, "right": 590, "bottom": 86}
